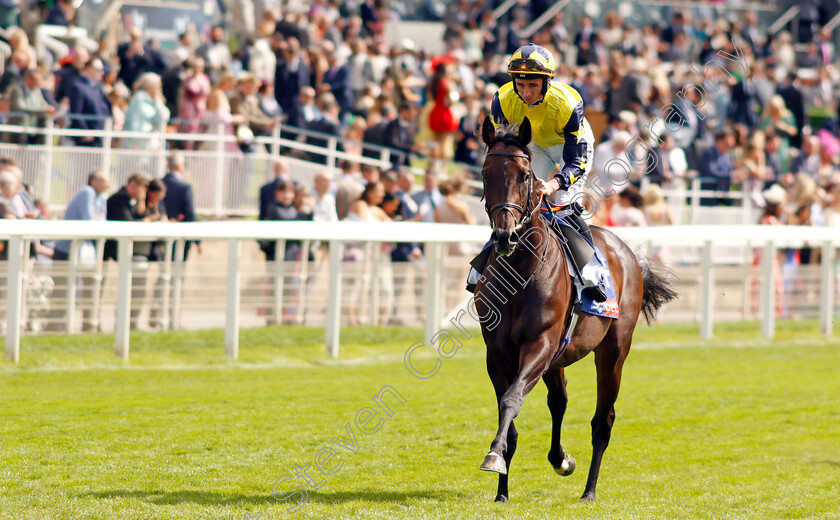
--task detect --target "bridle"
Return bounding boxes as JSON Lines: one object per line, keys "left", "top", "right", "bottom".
{"left": 483, "top": 150, "right": 542, "bottom": 232}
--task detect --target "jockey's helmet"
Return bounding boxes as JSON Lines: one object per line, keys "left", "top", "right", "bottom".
{"left": 507, "top": 43, "right": 555, "bottom": 102}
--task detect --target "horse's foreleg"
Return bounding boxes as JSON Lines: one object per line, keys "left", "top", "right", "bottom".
{"left": 480, "top": 341, "right": 552, "bottom": 480}
{"left": 543, "top": 367, "right": 575, "bottom": 476}
{"left": 581, "top": 340, "right": 627, "bottom": 502}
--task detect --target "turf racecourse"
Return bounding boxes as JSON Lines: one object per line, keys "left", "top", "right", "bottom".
{"left": 1, "top": 322, "right": 838, "bottom": 520}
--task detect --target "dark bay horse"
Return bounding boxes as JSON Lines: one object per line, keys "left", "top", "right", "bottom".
{"left": 475, "top": 116, "right": 677, "bottom": 502}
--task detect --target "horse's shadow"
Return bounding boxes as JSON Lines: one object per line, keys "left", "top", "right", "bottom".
{"left": 80, "top": 488, "right": 462, "bottom": 507}
{"left": 79, "top": 489, "right": 274, "bottom": 506}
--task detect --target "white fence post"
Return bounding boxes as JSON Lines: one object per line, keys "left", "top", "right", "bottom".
{"left": 690, "top": 178, "right": 701, "bottom": 225}
{"left": 214, "top": 124, "right": 226, "bottom": 218}
{"left": 272, "top": 240, "right": 286, "bottom": 326}
{"left": 700, "top": 240, "right": 714, "bottom": 339}
{"left": 102, "top": 118, "right": 113, "bottom": 174}
{"left": 425, "top": 242, "right": 444, "bottom": 345}
{"left": 5, "top": 236, "right": 25, "bottom": 362}
{"left": 65, "top": 240, "right": 81, "bottom": 333}
{"left": 820, "top": 241, "right": 835, "bottom": 336}
{"left": 42, "top": 119, "right": 55, "bottom": 203}
{"left": 225, "top": 238, "right": 242, "bottom": 358}
{"left": 760, "top": 241, "right": 776, "bottom": 338}
{"left": 327, "top": 136, "right": 338, "bottom": 174}
{"left": 296, "top": 240, "right": 311, "bottom": 325}
{"left": 325, "top": 241, "right": 344, "bottom": 358}
{"left": 115, "top": 238, "right": 133, "bottom": 360}
{"left": 171, "top": 239, "right": 187, "bottom": 331}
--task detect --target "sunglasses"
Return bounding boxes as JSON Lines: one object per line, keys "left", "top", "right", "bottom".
{"left": 509, "top": 58, "right": 549, "bottom": 72}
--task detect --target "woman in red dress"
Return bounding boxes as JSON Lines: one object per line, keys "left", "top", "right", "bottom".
{"left": 427, "top": 61, "right": 460, "bottom": 159}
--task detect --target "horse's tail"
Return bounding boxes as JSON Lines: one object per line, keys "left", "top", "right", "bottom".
{"left": 638, "top": 255, "right": 678, "bottom": 325}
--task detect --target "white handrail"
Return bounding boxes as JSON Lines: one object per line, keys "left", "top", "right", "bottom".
{"left": 2, "top": 220, "right": 836, "bottom": 363}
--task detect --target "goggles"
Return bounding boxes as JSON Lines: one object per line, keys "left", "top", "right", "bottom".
{"left": 508, "top": 58, "right": 550, "bottom": 73}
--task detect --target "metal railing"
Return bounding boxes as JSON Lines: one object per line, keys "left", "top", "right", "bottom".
{"left": 0, "top": 119, "right": 771, "bottom": 226}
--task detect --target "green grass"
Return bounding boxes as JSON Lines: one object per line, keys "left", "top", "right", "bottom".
{"left": 1, "top": 322, "right": 839, "bottom": 519}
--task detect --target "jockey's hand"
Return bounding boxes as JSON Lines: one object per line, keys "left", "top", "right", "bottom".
{"left": 536, "top": 177, "right": 561, "bottom": 199}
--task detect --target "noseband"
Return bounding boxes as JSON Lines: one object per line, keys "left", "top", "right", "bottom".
{"left": 484, "top": 150, "right": 541, "bottom": 232}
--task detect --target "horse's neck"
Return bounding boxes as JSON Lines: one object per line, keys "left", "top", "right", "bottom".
{"left": 508, "top": 211, "right": 553, "bottom": 271}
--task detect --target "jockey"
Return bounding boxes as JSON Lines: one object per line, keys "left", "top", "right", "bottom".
{"left": 466, "top": 43, "right": 607, "bottom": 302}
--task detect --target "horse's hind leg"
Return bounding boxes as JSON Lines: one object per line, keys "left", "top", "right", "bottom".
{"left": 581, "top": 330, "right": 630, "bottom": 502}
{"left": 543, "top": 367, "right": 575, "bottom": 476}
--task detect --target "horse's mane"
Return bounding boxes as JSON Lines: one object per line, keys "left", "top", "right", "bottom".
{"left": 483, "top": 122, "right": 532, "bottom": 160}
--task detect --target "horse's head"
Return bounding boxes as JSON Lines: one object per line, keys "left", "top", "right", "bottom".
{"left": 481, "top": 116, "right": 539, "bottom": 257}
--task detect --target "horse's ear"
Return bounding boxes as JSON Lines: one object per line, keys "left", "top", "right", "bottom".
{"left": 481, "top": 115, "right": 496, "bottom": 146}
{"left": 519, "top": 117, "right": 532, "bottom": 147}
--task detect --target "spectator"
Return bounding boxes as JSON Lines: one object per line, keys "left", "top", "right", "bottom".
{"left": 230, "top": 73, "right": 277, "bottom": 138}
{"left": 54, "top": 170, "right": 109, "bottom": 262}
{"left": 107, "top": 82, "right": 130, "bottom": 132}
{"left": 312, "top": 170, "right": 338, "bottom": 223}
{"left": 427, "top": 61, "right": 460, "bottom": 160}
{"left": 612, "top": 185, "right": 647, "bottom": 227}
{"left": 162, "top": 152, "right": 200, "bottom": 260}
{"left": 758, "top": 95, "right": 797, "bottom": 173}
{"left": 205, "top": 71, "right": 241, "bottom": 151}
{"left": 104, "top": 172, "right": 150, "bottom": 261}
{"left": 274, "top": 36, "right": 310, "bottom": 128}
{"left": 249, "top": 17, "right": 277, "bottom": 82}
{"left": 66, "top": 58, "right": 112, "bottom": 147}
{"left": 385, "top": 102, "right": 420, "bottom": 167}
{"left": 412, "top": 167, "right": 442, "bottom": 223}
{"left": 54, "top": 46, "right": 89, "bottom": 104}
{"left": 0, "top": 0, "right": 20, "bottom": 29}
{"left": 198, "top": 25, "right": 232, "bottom": 82}
{"left": 789, "top": 135, "right": 821, "bottom": 180}
{"left": 259, "top": 158, "right": 292, "bottom": 221}
{"left": 176, "top": 58, "right": 211, "bottom": 149}
{"left": 122, "top": 73, "right": 170, "bottom": 152}
{"left": 117, "top": 28, "right": 168, "bottom": 91}
{"left": 6, "top": 68, "right": 56, "bottom": 144}
{"left": 335, "top": 161, "right": 364, "bottom": 220}
{"left": 45, "top": 0, "right": 74, "bottom": 26}
{"left": 0, "top": 49, "right": 30, "bottom": 96}
{"left": 323, "top": 44, "right": 353, "bottom": 121}
{"left": 776, "top": 72, "right": 806, "bottom": 149}
{"left": 261, "top": 180, "right": 303, "bottom": 262}
{"left": 305, "top": 96, "right": 343, "bottom": 164}
{"left": 697, "top": 131, "right": 735, "bottom": 206}
{"left": 823, "top": 181, "right": 840, "bottom": 228}
{"left": 342, "top": 117, "right": 367, "bottom": 159}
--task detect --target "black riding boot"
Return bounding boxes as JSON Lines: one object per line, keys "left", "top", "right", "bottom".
{"left": 567, "top": 213, "right": 608, "bottom": 302}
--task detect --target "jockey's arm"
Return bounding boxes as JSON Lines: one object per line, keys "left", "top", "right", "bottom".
{"left": 555, "top": 101, "right": 591, "bottom": 192}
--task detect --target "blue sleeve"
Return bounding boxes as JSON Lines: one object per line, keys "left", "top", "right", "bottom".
{"left": 490, "top": 93, "right": 508, "bottom": 125}
{"left": 558, "top": 102, "right": 590, "bottom": 183}
{"left": 78, "top": 189, "right": 96, "bottom": 220}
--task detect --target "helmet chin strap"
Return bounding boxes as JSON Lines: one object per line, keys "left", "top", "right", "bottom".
{"left": 512, "top": 77, "right": 550, "bottom": 106}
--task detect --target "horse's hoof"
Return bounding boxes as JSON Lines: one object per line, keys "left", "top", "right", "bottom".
{"left": 553, "top": 454, "right": 575, "bottom": 476}
{"left": 479, "top": 452, "right": 507, "bottom": 474}
{"left": 579, "top": 491, "right": 596, "bottom": 502}
{"left": 494, "top": 494, "right": 509, "bottom": 503}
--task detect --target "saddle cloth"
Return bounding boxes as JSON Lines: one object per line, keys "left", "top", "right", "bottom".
{"left": 540, "top": 209, "right": 619, "bottom": 319}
